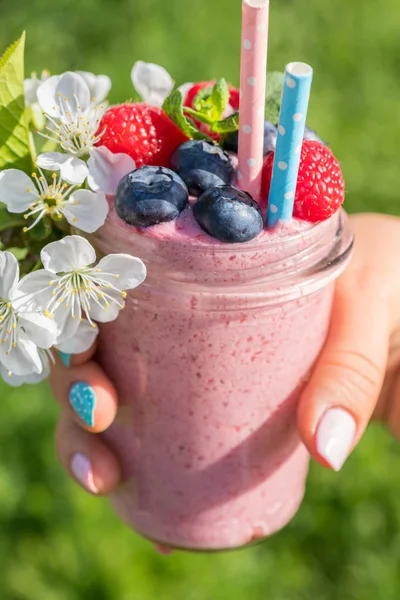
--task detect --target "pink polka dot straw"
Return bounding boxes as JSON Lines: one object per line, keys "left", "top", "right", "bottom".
{"left": 237, "top": 0, "right": 270, "bottom": 202}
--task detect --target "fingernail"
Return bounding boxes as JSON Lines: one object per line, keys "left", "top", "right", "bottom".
{"left": 316, "top": 407, "right": 357, "bottom": 471}
{"left": 71, "top": 453, "right": 99, "bottom": 494}
{"left": 69, "top": 382, "right": 97, "bottom": 427}
{"left": 58, "top": 351, "right": 71, "bottom": 368}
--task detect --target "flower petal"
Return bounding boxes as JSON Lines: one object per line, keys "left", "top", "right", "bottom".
{"left": 0, "top": 336, "right": 42, "bottom": 376}
{"left": 87, "top": 146, "right": 135, "bottom": 194}
{"left": 41, "top": 235, "right": 97, "bottom": 273}
{"left": 18, "top": 312, "right": 58, "bottom": 349}
{"left": 89, "top": 294, "right": 122, "bottom": 323}
{"left": 37, "top": 74, "right": 61, "bottom": 117}
{"left": 24, "top": 77, "right": 41, "bottom": 106}
{"left": 131, "top": 61, "right": 174, "bottom": 108}
{"left": 0, "top": 170, "right": 38, "bottom": 213}
{"left": 0, "top": 363, "right": 49, "bottom": 386}
{"left": 36, "top": 152, "right": 67, "bottom": 170}
{"left": 63, "top": 189, "right": 108, "bottom": 233}
{"left": 95, "top": 254, "right": 147, "bottom": 290}
{"left": 37, "top": 72, "right": 91, "bottom": 118}
{"left": 53, "top": 301, "right": 81, "bottom": 343}
{"left": 0, "top": 251, "right": 19, "bottom": 300}
{"left": 60, "top": 156, "right": 89, "bottom": 185}
{"left": 57, "top": 320, "right": 98, "bottom": 354}
{"left": 13, "top": 270, "right": 55, "bottom": 312}
{"left": 36, "top": 153, "right": 89, "bottom": 185}
{"left": 76, "top": 71, "right": 111, "bottom": 103}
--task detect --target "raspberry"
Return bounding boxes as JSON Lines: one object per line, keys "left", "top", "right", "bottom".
{"left": 97, "top": 103, "right": 189, "bottom": 169}
{"left": 261, "top": 140, "right": 345, "bottom": 223}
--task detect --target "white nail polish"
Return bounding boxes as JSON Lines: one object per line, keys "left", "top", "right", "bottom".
{"left": 71, "top": 453, "right": 99, "bottom": 494}
{"left": 316, "top": 408, "right": 356, "bottom": 471}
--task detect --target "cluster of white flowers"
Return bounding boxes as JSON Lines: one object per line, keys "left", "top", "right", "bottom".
{"left": 0, "top": 236, "right": 146, "bottom": 386}
{"left": 0, "top": 65, "right": 171, "bottom": 387}
{"left": 0, "top": 61, "right": 189, "bottom": 387}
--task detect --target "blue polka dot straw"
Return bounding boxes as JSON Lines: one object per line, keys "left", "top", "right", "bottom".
{"left": 266, "top": 62, "right": 313, "bottom": 228}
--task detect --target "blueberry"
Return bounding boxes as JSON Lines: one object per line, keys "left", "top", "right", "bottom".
{"left": 193, "top": 185, "right": 263, "bottom": 243}
{"left": 262, "top": 120, "right": 278, "bottom": 155}
{"left": 170, "top": 140, "right": 235, "bottom": 197}
{"left": 223, "top": 120, "right": 278, "bottom": 156}
{"left": 303, "top": 125, "right": 327, "bottom": 146}
{"left": 115, "top": 166, "right": 189, "bottom": 227}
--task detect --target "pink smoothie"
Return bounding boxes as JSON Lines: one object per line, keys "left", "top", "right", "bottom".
{"left": 91, "top": 199, "right": 352, "bottom": 551}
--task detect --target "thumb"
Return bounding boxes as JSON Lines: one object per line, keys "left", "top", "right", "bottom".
{"left": 297, "top": 276, "right": 389, "bottom": 471}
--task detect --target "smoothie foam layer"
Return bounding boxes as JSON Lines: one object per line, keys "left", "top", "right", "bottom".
{"left": 102, "top": 196, "right": 340, "bottom": 288}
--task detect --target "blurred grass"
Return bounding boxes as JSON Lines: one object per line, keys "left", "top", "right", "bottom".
{"left": 0, "top": 0, "right": 400, "bottom": 598}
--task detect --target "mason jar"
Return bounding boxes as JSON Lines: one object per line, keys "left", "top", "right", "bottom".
{"left": 89, "top": 205, "right": 353, "bottom": 552}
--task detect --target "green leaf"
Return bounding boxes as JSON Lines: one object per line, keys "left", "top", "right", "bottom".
{"left": 192, "top": 85, "right": 213, "bottom": 112}
{"left": 211, "top": 79, "right": 230, "bottom": 120}
{"left": 27, "top": 216, "right": 53, "bottom": 241}
{"left": 7, "top": 246, "right": 28, "bottom": 260}
{"left": 184, "top": 106, "right": 214, "bottom": 125}
{"left": 0, "top": 32, "right": 32, "bottom": 172}
{"left": 163, "top": 90, "right": 210, "bottom": 141}
{"left": 265, "top": 71, "right": 284, "bottom": 125}
{"left": 211, "top": 111, "right": 239, "bottom": 134}
{"left": 0, "top": 205, "right": 26, "bottom": 232}
{"left": 27, "top": 102, "right": 46, "bottom": 132}
{"left": 37, "top": 136, "right": 58, "bottom": 154}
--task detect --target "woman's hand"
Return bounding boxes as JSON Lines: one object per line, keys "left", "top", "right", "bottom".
{"left": 51, "top": 213, "right": 400, "bottom": 494}
{"left": 298, "top": 213, "right": 400, "bottom": 469}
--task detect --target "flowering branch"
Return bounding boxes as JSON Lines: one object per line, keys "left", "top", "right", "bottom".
{"left": 0, "top": 33, "right": 147, "bottom": 387}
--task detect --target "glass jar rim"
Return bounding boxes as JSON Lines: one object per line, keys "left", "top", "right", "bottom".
{"left": 88, "top": 209, "right": 354, "bottom": 307}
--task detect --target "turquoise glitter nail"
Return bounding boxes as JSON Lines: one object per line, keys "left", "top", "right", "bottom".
{"left": 69, "top": 382, "right": 97, "bottom": 427}
{"left": 58, "top": 351, "right": 71, "bottom": 368}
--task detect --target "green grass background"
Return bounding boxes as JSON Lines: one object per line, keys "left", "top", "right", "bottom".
{"left": 0, "top": 0, "right": 400, "bottom": 598}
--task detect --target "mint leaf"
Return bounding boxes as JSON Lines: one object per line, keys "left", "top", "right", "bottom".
{"left": 0, "top": 32, "right": 32, "bottom": 172}
{"left": 265, "top": 71, "right": 284, "bottom": 125}
{"left": 211, "top": 111, "right": 239, "bottom": 134}
{"left": 164, "top": 81, "right": 238, "bottom": 143}
{"left": 193, "top": 85, "right": 213, "bottom": 112}
{"left": 163, "top": 90, "right": 210, "bottom": 141}
{"left": 184, "top": 106, "right": 214, "bottom": 125}
{"left": 211, "top": 79, "right": 230, "bottom": 120}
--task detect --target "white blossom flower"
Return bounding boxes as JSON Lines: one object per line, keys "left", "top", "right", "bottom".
{"left": 36, "top": 71, "right": 135, "bottom": 191}
{"left": 0, "top": 251, "right": 57, "bottom": 377}
{"left": 86, "top": 146, "right": 137, "bottom": 195}
{"left": 16, "top": 236, "right": 147, "bottom": 345}
{"left": 0, "top": 164, "right": 108, "bottom": 234}
{"left": 56, "top": 318, "right": 99, "bottom": 355}
{"left": 24, "top": 70, "right": 50, "bottom": 106}
{"left": 0, "top": 349, "right": 52, "bottom": 387}
{"left": 131, "top": 61, "right": 174, "bottom": 108}
{"left": 75, "top": 71, "right": 111, "bottom": 103}
{"left": 1, "top": 318, "right": 99, "bottom": 387}
{"left": 1, "top": 361, "right": 48, "bottom": 387}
